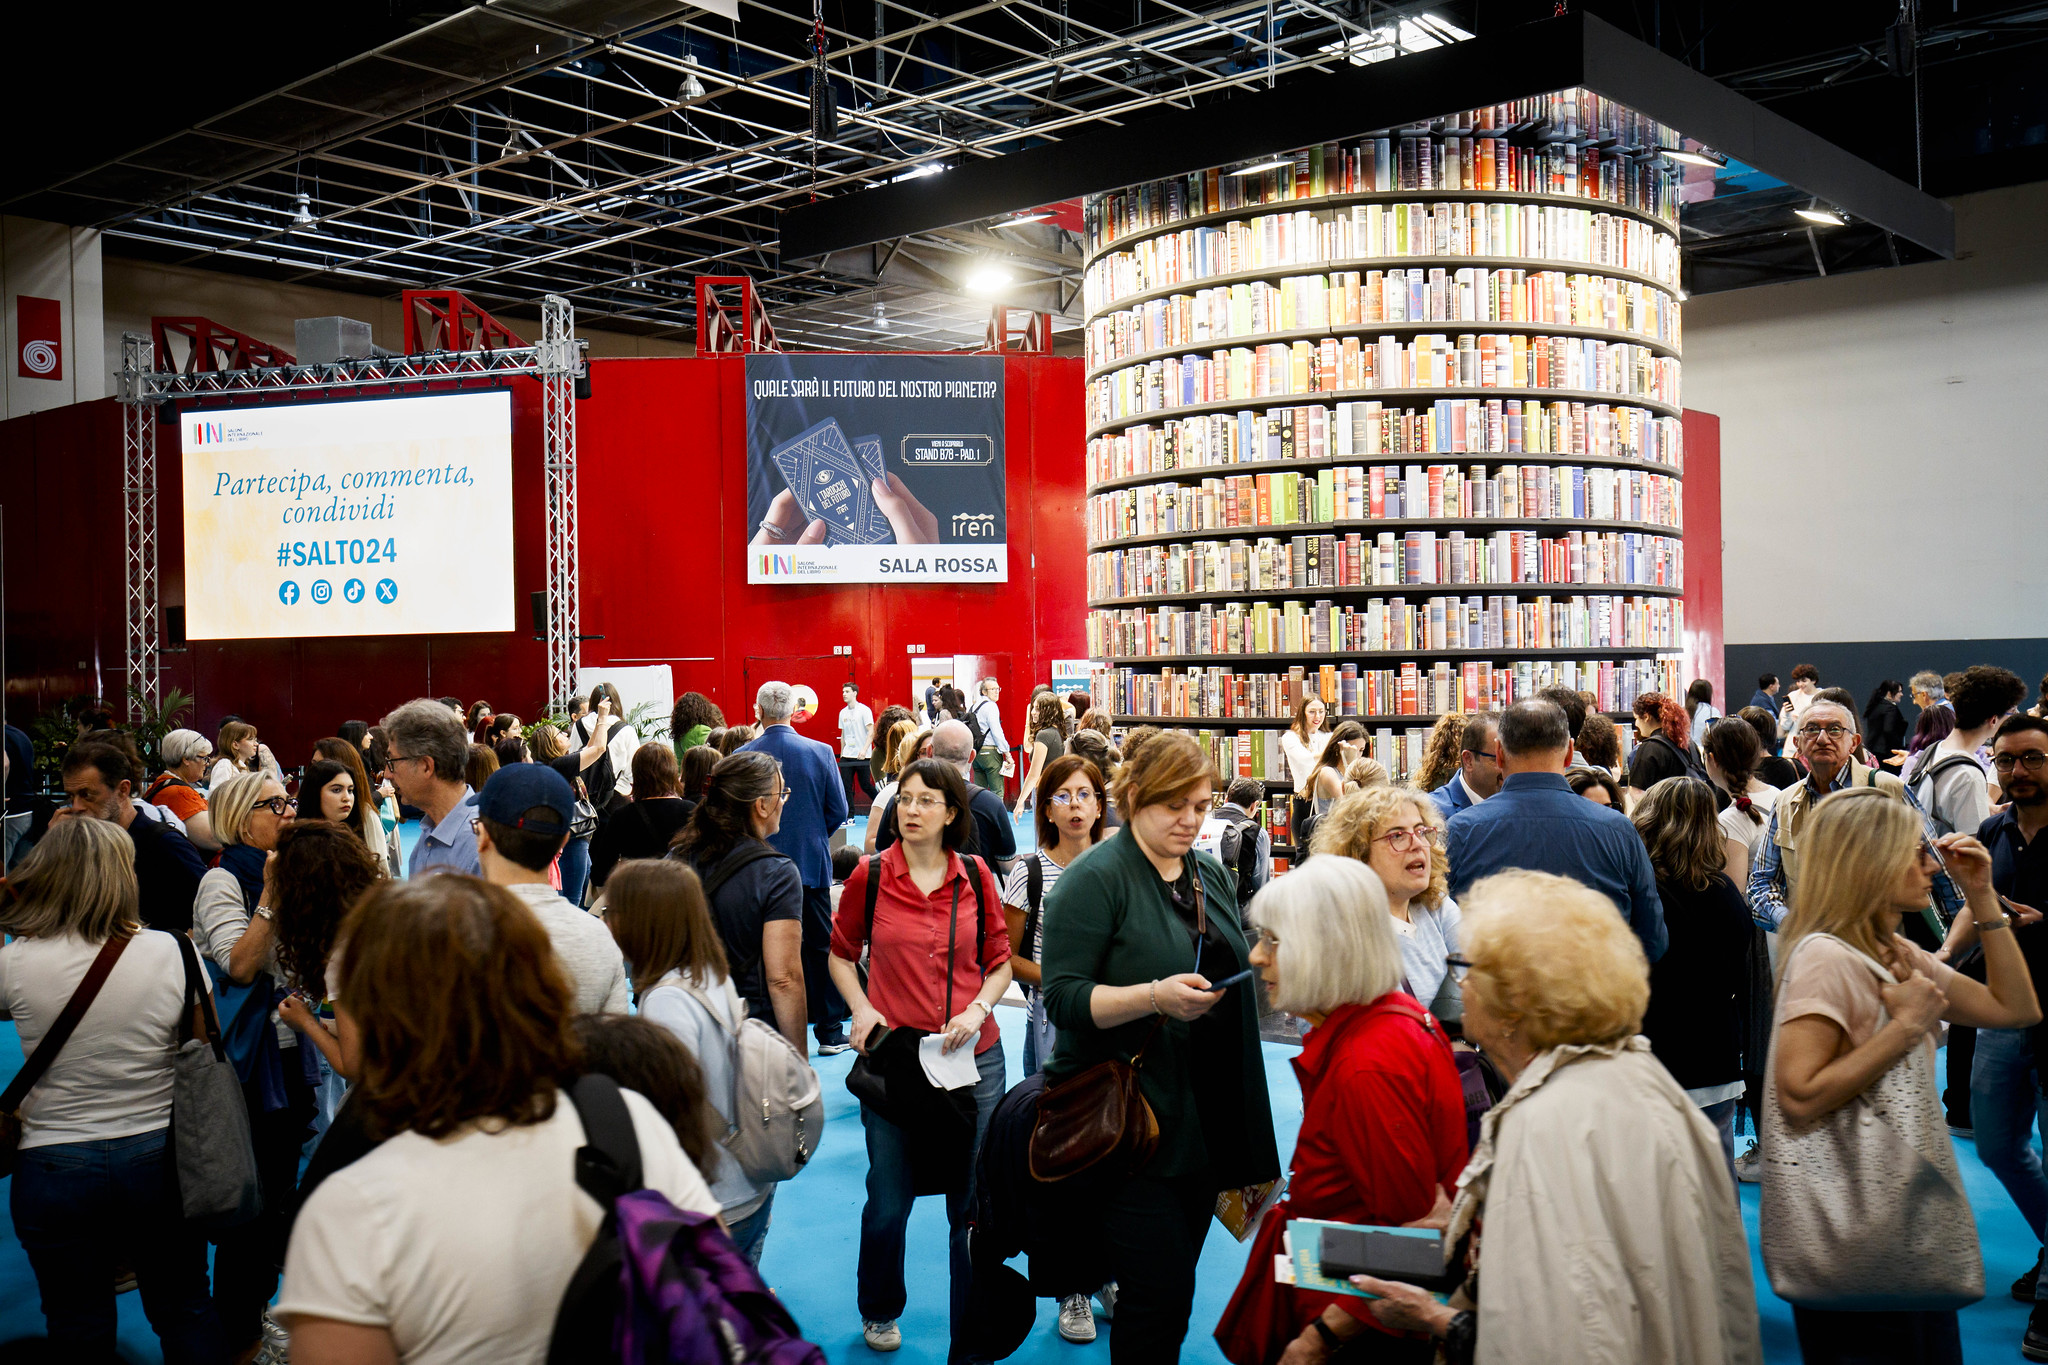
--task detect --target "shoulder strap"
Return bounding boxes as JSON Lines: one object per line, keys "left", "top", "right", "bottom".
{"left": 863, "top": 852, "right": 882, "bottom": 947}
{"left": 1023, "top": 855, "right": 1045, "bottom": 962}
{"left": 1368, "top": 997, "right": 1454, "bottom": 1056}
{"left": 172, "top": 931, "right": 228, "bottom": 1060}
{"left": 963, "top": 853, "right": 989, "bottom": 974}
{"left": 700, "top": 840, "right": 781, "bottom": 901}
{"left": 0, "top": 934, "right": 132, "bottom": 1114}
{"left": 563, "top": 1072, "right": 644, "bottom": 1205}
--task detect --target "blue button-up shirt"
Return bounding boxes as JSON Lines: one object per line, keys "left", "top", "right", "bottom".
{"left": 1446, "top": 771, "right": 1667, "bottom": 961}
{"left": 409, "top": 786, "right": 480, "bottom": 878}
{"left": 1748, "top": 764, "right": 1962, "bottom": 930}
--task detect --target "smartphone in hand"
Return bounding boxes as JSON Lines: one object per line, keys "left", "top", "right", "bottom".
{"left": 1203, "top": 968, "right": 1255, "bottom": 994}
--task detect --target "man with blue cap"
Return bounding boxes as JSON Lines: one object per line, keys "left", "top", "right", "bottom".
{"left": 476, "top": 763, "right": 630, "bottom": 1015}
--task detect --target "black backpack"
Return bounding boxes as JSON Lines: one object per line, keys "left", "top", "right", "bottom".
{"left": 1216, "top": 812, "right": 1262, "bottom": 909}
{"left": 963, "top": 700, "right": 990, "bottom": 753}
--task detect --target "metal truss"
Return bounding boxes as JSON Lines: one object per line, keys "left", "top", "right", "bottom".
{"left": 119, "top": 297, "right": 588, "bottom": 709}
{"left": 118, "top": 334, "right": 162, "bottom": 718}
{"left": 9, "top": 0, "right": 1466, "bottom": 351}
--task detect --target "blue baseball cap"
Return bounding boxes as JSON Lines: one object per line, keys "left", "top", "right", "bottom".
{"left": 477, "top": 763, "right": 575, "bottom": 836}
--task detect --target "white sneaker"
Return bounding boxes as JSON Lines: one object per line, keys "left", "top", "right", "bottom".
{"left": 863, "top": 1319, "right": 902, "bottom": 1352}
{"left": 1734, "top": 1144, "right": 1762, "bottom": 1184}
{"left": 1058, "top": 1293, "right": 1097, "bottom": 1343}
{"left": 1093, "top": 1282, "right": 1118, "bottom": 1321}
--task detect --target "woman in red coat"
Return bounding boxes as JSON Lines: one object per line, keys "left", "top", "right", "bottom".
{"left": 1217, "top": 856, "right": 1470, "bottom": 1365}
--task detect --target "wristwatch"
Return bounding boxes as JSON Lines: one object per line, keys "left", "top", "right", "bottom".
{"left": 1310, "top": 1317, "right": 1343, "bottom": 1351}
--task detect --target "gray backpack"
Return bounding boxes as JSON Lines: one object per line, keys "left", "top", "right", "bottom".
{"left": 676, "top": 978, "right": 825, "bottom": 1185}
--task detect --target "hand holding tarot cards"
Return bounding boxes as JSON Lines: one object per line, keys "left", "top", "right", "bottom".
{"left": 769, "top": 417, "right": 894, "bottom": 545}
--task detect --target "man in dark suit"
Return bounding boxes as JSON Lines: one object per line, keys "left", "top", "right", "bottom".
{"left": 1428, "top": 713, "right": 1500, "bottom": 821}
{"left": 741, "top": 681, "right": 852, "bottom": 1054}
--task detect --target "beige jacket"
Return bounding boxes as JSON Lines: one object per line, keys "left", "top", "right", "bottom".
{"left": 1449, "top": 1039, "right": 1762, "bottom": 1365}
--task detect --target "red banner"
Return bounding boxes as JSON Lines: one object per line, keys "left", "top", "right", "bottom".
{"left": 17, "top": 295, "right": 62, "bottom": 380}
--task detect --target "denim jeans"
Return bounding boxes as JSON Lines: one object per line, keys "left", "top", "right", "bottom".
{"left": 1701, "top": 1097, "right": 1739, "bottom": 1184}
{"left": 1971, "top": 1025, "right": 2048, "bottom": 1294}
{"left": 727, "top": 1188, "right": 775, "bottom": 1268}
{"left": 1021, "top": 992, "right": 1058, "bottom": 1079}
{"left": 802, "top": 884, "right": 851, "bottom": 1038}
{"left": 856, "top": 1040, "right": 1005, "bottom": 1361}
{"left": 10, "top": 1127, "right": 225, "bottom": 1364}
{"left": 559, "top": 834, "right": 592, "bottom": 907}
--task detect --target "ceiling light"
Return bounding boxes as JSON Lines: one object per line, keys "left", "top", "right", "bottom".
{"left": 1228, "top": 158, "right": 1294, "bottom": 177}
{"left": 1795, "top": 200, "right": 1846, "bottom": 226}
{"left": 290, "top": 193, "right": 315, "bottom": 230}
{"left": 868, "top": 297, "right": 891, "bottom": 331}
{"left": 965, "top": 264, "right": 1015, "bottom": 294}
{"left": 500, "top": 130, "right": 531, "bottom": 165}
{"left": 679, "top": 58, "right": 708, "bottom": 102}
{"left": 1002, "top": 211, "right": 1055, "bottom": 225}
{"left": 1658, "top": 145, "right": 1726, "bottom": 169}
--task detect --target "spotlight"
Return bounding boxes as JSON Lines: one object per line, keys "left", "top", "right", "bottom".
{"left": 965, "top": 264, "right": 1015, "bottom": 294}
{"left": 290, "top": 193, "right": 315, "bottom": 230}
{"left": 501, "top": 130, "right": 531, "bottom": 165}
{"left": 868, "top": 298, "right": 891, "bottom": 332}
{"left": 1228, "top": 158, "right": 1294, "bottom": 177}
{"left": 1658, "top": 145, "right": 1726, "bottom": 169}
{"left": 1001, "top": 210, "right": 1055, "bottom": 225}
{"left": 1794, "top": 200, "right": 1846, "bottom": 226}
{"left": 679, "top": 58, "right": 708, "bottom": 102}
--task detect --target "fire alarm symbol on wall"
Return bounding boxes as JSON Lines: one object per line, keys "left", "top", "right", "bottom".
{"left": 16, "top": 296, "right": 62, "bottom": 380}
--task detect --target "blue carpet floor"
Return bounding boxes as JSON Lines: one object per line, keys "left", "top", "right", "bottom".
{"left": 3, "top": 808, "right": 2043, "bottom": 1360}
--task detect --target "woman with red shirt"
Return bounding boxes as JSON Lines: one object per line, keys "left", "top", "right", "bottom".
{"left": 829, "top": 757, "right": 1013, "bottom": 1358}
{"left": 1217, "top": 855, "right": 1470, "bottom": 1365}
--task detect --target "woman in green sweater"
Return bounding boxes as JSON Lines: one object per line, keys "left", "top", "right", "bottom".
{"left": 1040, "top": 731, "right": 1279, "bottom": 1364}
{"left": 670, "top": 691, "right": 725, "bottom": 759}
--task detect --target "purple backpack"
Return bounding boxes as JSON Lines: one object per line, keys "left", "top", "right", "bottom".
{"left": 548, "top": 1074, "right": 825, "bottom": 1365}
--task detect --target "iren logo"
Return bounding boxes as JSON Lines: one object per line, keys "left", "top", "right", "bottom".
{"left": 950, "top": 513, "right": 998, "bottom": 538}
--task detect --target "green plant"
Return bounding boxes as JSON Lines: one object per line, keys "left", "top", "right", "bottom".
{"left": 126, "top": 686, "right": 196, "bottom": 773}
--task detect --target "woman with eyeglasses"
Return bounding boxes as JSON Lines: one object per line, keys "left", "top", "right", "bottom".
{"left": 1216, "top": 856, "right": 1469, "bottom": 1365}
{"left": 194, "top": 770, "right": 320, "bottom": 1359}
{"left": 1308, "top": 786, "right": 1461, "bottom": 1025}
{"left": 1039, "top": 732, "right": 1278, "bottom": 1364}
{"left": 829, "top": 758, "right": 1012, "bottom": 1356}
{"left": 1344, "top": 869, "right": 1763, "bottom": 1365}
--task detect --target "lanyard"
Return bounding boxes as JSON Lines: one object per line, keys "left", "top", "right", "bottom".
{"left": 943, "top": 876, "right": 962, "bottom": 1023}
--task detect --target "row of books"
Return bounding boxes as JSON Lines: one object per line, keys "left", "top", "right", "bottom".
{"left": 1087, "top": 334, "right": 1680, "bottom": 428}
{"left": 1087, "top": 400, "right": 1683, "bottom": 480}
{"left": 1088, "top": 590, "right": 1687, "bottom": 659}
{"left": 1088, "top": 463, "right": 1681, "bottom": 541}
{"left": 1086, "top": 199, "right": 1679, "bottom": 312}
{"left": 1085, "top": 91, "right": 1688, "bottom": 251}
{"left": 1089, "top": 526, "right": 1683, "bottom": 598}
{"left": 1092, "top": 655, "right": 1684, "bottom": 726}
{"left": 1086, "top": 266, "right": 1679, "bottom": 371}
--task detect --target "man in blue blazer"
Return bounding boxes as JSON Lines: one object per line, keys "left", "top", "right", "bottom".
{"left": 742, "top": 681, "right": 852, "bottom": 1053}
{"left": 1428, "top": 714, "right": 1501, "bottom": 821}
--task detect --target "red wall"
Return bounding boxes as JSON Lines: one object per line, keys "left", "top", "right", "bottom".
{"left": 0, "top": 355, "right": 1088, "bottom": 762}
{"left": 1681, "top": 407, "right": 1724, "bottom": 705}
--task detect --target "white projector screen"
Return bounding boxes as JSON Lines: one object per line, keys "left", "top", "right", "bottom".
{"left": 180, "top": 390, "right": 515, "bottom": 640}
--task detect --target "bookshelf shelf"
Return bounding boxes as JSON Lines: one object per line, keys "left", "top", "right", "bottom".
{"left": 1086, "top": 448, "right": 1683, "bottom": 495}
{"left": 1089, "top": 515, "right": 1681, "bottom": 553}
{"left": 1086, "top": 580, "right": 1684, "bottom": 609}
{"left": 1086, "top": 385, "right": 1683, "bottom": 440}
{"left": 1097, "top": 254, "right": 1675, "bottom": 320}
{"left": 1083, "top": 186, "right": 1678, "bottom": 270}
{"left": 1085, "top": 318, "right": 1680, "bottom": 383}
{"left": 1083, "top": 91, "right": 1688, "bottom": 789}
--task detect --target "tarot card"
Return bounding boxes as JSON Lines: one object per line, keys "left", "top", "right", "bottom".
{"left": 768, "top": 418, "right": 886, "bottom": 545}
{"left": 855, "top": 434, "right": 886, "bottom": 483}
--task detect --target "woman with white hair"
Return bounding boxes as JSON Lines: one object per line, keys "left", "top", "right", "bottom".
{"left": 143, "top": 728, "right": 219, "bottom": 851}
{"left": 1215, "top": 856, "right": 1470, "bottom": 1365}
{"left": 1346, "top": 870, "right": 1763, "bottom": 1365}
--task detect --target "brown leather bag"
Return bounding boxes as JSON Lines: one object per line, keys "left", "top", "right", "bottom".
{"left": 1029, "top": 856, "right": 1206, "bottom": 1183}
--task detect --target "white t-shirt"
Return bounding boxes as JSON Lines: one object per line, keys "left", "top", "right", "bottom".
{"left": 639, "top": 970, "right": 768, "bottom": 1219}
{"left": 1000, "top": 849, "right": 1070, "bottom": 990}
{"left": 1279, "top": 729, "right": 1331, "bottom": 788}
{"left": 575, "top": 718, "right": 640, "bottom": 799}
{"left": 208, "top": 757, "right": 250, "bottom": 792}
{"left": 277, "top": 1087, "right": 718, "bottom": 1364}
{"left": 1716, "top": 784, "right": 1780, "bottom": 868}
{"left": 839, "top": 702, "right": 876, "bottom": 759}
{"left": 0, "top": 929, "right": 203, "bottom": 1148}
{"left": 503, "top": 883, "right": 631, "bottom": 1016}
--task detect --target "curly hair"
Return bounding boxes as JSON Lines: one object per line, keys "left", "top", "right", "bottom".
{"left": 1028, "top": 691, "right": 1070, "bottom": 743}
{"left": 1308, "top": 785, "right": 1448, "bottom": 909}
{"left": 1577, "top": 714, "right": 1623, "bottom": 771}
{"left": 1629, "top": 776, "right": 1726, "bottom": 890}
{"left": 336, "top": 875, "right": 581, "bottom": 1141}
{"left": 1413, "top": 713, "right": 1467, "bottom": 793}
{"left": 1461, "top": 869, "right": 1649, "bottom": 1048}
{"left": 671, "top": 691, "right": 725, "bottom": 735}
{"left": 272, "top": 819, "right": 382, "bottom": 1001}
{"left": 1632, "top": 691, "right": 1693, "bottom": 749}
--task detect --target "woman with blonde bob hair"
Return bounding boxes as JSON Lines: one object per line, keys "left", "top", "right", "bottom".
{"left": 1218, "top": 857, "right": 1469, "bottom": 1365}
{"left": 1040, "top": 732, "right": 1278, "bottom": 1362}
{"left": 1311, "top": 785, "right": 1461, "bottom": 1023}
{"left": 1349, "top": 869, "right": 1763, "bottom": 1365}
{"left": 1764, "top": 788, "right": 2038, "bottom": 1361}
{"left": 276, "top": 875, "right": 721, "bottom": 1362}
{"left": 0, "top": 819, "right": 226, "bottom": 1362}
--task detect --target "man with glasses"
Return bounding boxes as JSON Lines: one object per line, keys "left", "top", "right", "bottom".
{"left": 56, "top": 741, "right": 206, "bottom": 932}
{"left": 1446, "top": 699, "right": 1666, "bottom": 961}
{"left": 1429, "top": 713, "right": 1501, "bottom": 820}
{"left": 379, "top": 698, "right": 481, "bottom": 877}
{"left": 1961, "top": 714, "right": 2048, "bottom": 1340}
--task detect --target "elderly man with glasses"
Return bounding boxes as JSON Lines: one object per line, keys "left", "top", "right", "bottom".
{"left": 1747, "top": 698, "right": 1962, "bottom": 946}
{"left": 379, "top": 697, "right": 482, "bottom": 877}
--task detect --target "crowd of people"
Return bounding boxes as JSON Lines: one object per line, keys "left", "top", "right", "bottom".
{"left": 3, "top": 660, "right": 2048, "bottom": 1364}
